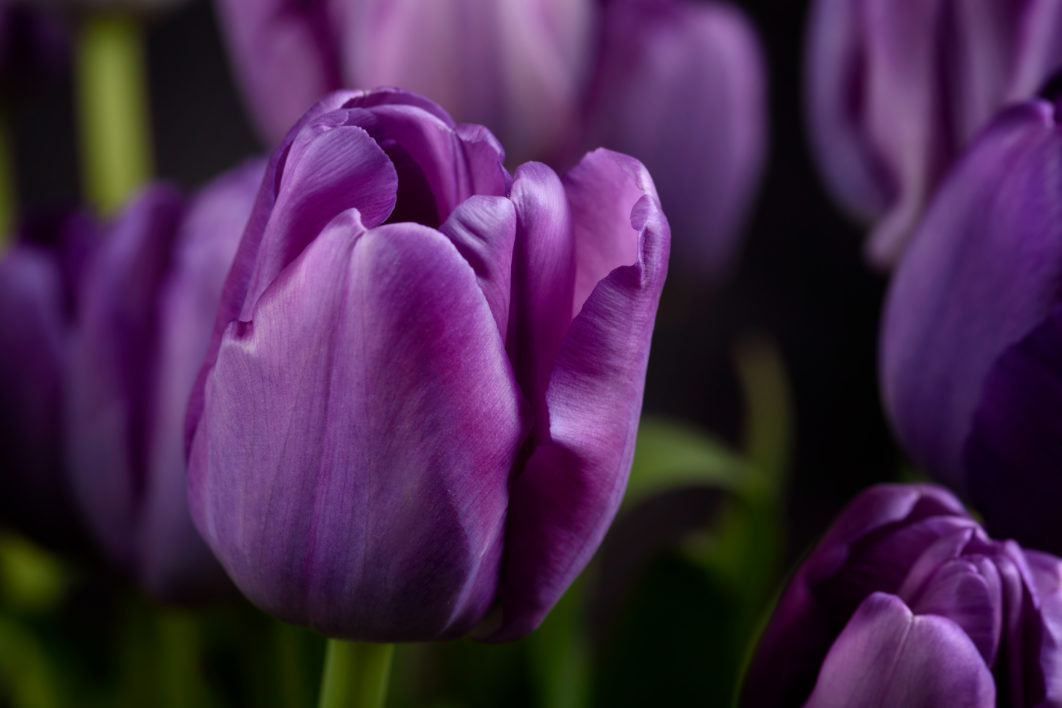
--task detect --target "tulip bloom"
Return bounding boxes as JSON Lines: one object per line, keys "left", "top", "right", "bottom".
{"left": 743, "top": 484, "right": 1062, "bottom": 707}
{"left": 67, "top": 159, "right": 263, "bottom": 600}
{"left": 185, "top": 88, "right": 669, "bottom": 641}
{"left": 0, "top": 213, "right": 95, "bottom": 549}
{"left": 806, "top": 0, "right": 1062, "bottom": 266}
{"left": 214, "top": 0, "right": 761, "bottom": 276}
{"left": 881, "top": 100, "right": 1062, "bottom": 555}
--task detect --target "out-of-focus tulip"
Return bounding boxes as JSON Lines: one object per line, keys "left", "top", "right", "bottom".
{"left": 214, "top": 0, "right": 760, "bottom": 278}
{"left": 0, "top": 212, "right": 95, "bottom": 549}
{"left": 185, "top": 88, "right": 669, "bottom": 641}
{"left": 67, "top": 158, "right": 263, "bottom": 600}
{"left": 806, "top": 0, "right": 1062, "bottom": 267}
{"left": 743, "top": 483, "right": 1062, "bottom": 707}
{"left": 881, "top": 100, "right": 1062, "bottom": 555}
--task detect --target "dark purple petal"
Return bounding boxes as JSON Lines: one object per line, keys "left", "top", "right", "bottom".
{"left": 214, "top": 0, "right": 341, "bottom": 143}
{"left": 964, "top": 305, "right": 1062, "bottom": 556}
{"left": 1023, "top": 549, "right": 1062, "bottom": 704}
{"left": 804, "top": 592, "right": 995, "bottom": 708}
{"left": 189, "top": 215, "right": 528, "bottom": 639}
{"left": 882, "top": 100, "right": 1062, "bottom": 493}
{"left": 742, "top": 484, "right": 966, "bottom": 707}
{"left": 488, "top": 150, "right": 668, "bottom": 640}
{"left": 585, "top": 0, "right": 764, "bottom": 275}
{"left": 0, "top": 242, "right": 80, "bottom": 548}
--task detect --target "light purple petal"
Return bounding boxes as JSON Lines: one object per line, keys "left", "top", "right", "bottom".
{"left": 333, "top": 0, "right": 594, "bottom": 163}
{"left": 505, "top": 161, "right": 575, "bottom": 439}
{"left": 804, "top": 592, "right": 995, "bottom": 708}
{"left": 882, "top": 100, "right": 1062, "bottom": 493}
{"left": 188, "top": 214, "right": 528, "bottom": 640}
{"left": 1007, "top": 0, "right": 1062, "bottom": 100}
{"left": 214, "top": 0, "right": 341, "bottom": 144}
{"left": 1023, "top": 549, "right": 1062, "bottom": 704}
{"left": 585, "top": 0, "right": 765, "bottom": 275}
{"left": 488, "top": 150, "right": 668, "bottom": 640}
{"left": 138, "top": 159, "right": 264, "bottom": 600}
{"left": 439, "top": 195, "right": 516, "bottom": 336}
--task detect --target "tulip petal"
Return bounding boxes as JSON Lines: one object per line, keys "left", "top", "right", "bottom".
{"left": 882, "top": 100, "right": 1062, "bottom": 493}
{"left": 1023, "top": 550, "right": 1062, "bottom": 704}
{"left": 214, "top": 0, "right": 341, "bottom": 143}
{"left": 138, "top": 160, "right": 263, "bottom": 600}
{"left": 964, "top": 306, "right": 1062, "bottom": 556}
{"left": 189, "top": 214, "right": 528, "bottom": 640}
{"left": 505, "top": 161, "right": 575, "bottom": 438}
{"left": 804, "top": 592, "right": 995, "bottom": 708}
{"left": 68, "top": 186, "right": 183, "bottom": 570}
{"left": 586, "top": 0, "right": 764, "bottom": 274}
{"left": 488, "top": 150, "right": 668, "bottom": 640}
{"left": 439, "top": 195, "right": 516, "bottom": 336}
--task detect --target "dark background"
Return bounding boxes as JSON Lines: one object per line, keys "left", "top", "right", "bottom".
{"left": 7, "top": 0, "right": 902, "bottom": 704}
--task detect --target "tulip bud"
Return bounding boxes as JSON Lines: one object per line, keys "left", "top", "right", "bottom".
{"left": 185, "top": 88, "right": 669, "bottom": 641}
{"left": 0, "top": 211, "right": 95, "bottom": 550}
{"left": 743, "top": 484, "right": 1062, "bottom": 707}
{"left": 67, "top": 158, "right": 263, "bottom": 600}
{"left": 806, "top": 0, "right": 1062, "bottom": 266}
{"left": 881, "top": 100, "right": 1062, "bottom": 555}
{"left": 584, "top": 0, "right": 765, "bottom": 277}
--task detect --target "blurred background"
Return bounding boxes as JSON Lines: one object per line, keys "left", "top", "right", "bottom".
{"left": 2, "top": 0, "right": 902, "bottom": 705}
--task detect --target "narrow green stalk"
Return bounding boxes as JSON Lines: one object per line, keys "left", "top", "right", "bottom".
{"left": 0, "top": 104, "right": 15, "bottom": 244}
{"left": 317, "top": 640, "right": 394, "bottom": 708}
{"left": 75, "top": 10, "right": 153, "bottom": 215}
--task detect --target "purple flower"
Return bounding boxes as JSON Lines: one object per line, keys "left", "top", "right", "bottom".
{"left": 881, "top": 100, "right": 1062, "bottom": 555}
{"left": 185, "top": 88, "right": 669, "bottom": 641}
{"left": 67, "top": 159, "right": 264, "bottom": 600}
{"left": 213, "top": 0, "right": 761, "bottom": 276}
{"left": 0, "top": 212, "right": 95, "bottom": 550}
{"left": 806, "top": 0, "right": 1062, "bottom": 266}
{"left": 742, "top": 484, "right": 1062, "bottom": 707}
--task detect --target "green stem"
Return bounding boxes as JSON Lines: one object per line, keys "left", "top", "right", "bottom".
{"left": 317, "top": 640, "right": 394, "bottom": 708}
{"left": 75, "top": 10, "right": 153, "bottom": 215}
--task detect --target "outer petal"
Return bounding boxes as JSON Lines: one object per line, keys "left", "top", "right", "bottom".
{"left": 333, "top": 0, "right": 594, "bottom": 163}
{"left": 585, "top": 0, "right": 765, "bottom": 276}
{"left": 67, "top": 187, "right": 182, "bottom": 570}
{"left": 138, "top": 159, "right": 264, "bottom": 600}
{"left": 189, "top": 215, "right": 528, "bottom": 640}
{"left": 487, "top": 150, "right": 668, "bottom": 640}
{"left": 1007, "top": 0, "right": 1062, "bottom": 100}
{"left": 882, "top": 101, "right": 1062, "bottom": 493}
{"left": 804, "top": 592, "right": 995, "bottom": 708}
{"left": 214, "top": 0, "right": 341, "bottom": 144}
{"left": 1023, "top": 549, "right": 1062, "bottom": 705}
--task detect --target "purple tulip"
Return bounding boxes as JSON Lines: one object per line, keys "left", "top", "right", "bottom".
{"left": 185, "top": 88, "right": 669, "bottom": 641}
{"left": 213, "top": 0, "right": 761, "bottom": 277}
{"left": 743, "top": 483, "right": 1062, "bottom": 707}
{"left": 67, "top": 158, "right": 263, "bottom": 600}
{"left": 881, "top": 100, "right": 1062, "bottom": 555}
{"left": 806, "top": 0, "right": 1062, "bottom": 266}
{"left": 0, "top": 212, "right": 95, "bottom": 549}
